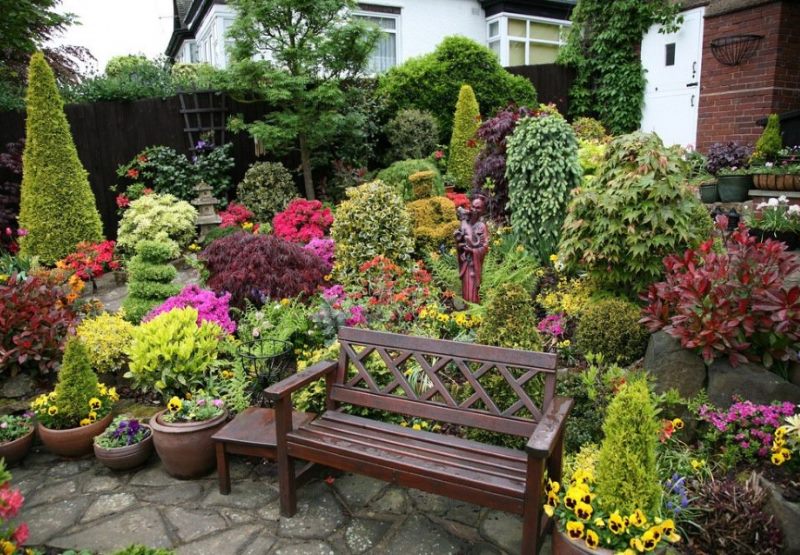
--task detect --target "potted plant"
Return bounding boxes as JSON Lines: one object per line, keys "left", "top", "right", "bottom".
{"left": 706, "top": 142, "right": 753, "bottom": 202}
{"left": 547, "top": 377, "right": 681, "bottom": 554}
{"left": 94, "top": 416, "right": 153, "bottom": 470}
{"left": 743, "top": 196, "right": 800, "bottom": 249}
{"left": 31, "top": 337, "right": 118, "bottom": 457}
{"left": 0, "top": 413, "right": 35, "bottom": 465}
{"left": 149, "top": 395, "right": 227, "bottom": 479}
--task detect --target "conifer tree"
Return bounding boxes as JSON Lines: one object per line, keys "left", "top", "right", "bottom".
{"left": 447, "top": 84, "right": 481, "bottom": 191}
{"left": 53, "top": 337, "right": 100, "bottom": 427}
{"left": 18, "top": 52, "right": 102, "bottom": 264}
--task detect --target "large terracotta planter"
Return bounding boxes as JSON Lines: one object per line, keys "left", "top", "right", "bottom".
{"left": 149, "top": 409, "right": 228, "bottom": 479}
{"left": 552, "top": 528, "right": 667, "bottom": 555}
{"left": 0, "top": 428, "right": 35, "bottom": 466}
{"left": 93, "top": 425, "right": 154, "bottom": 470}
{"left": 37, "top": 411, "right": 114, "bottom": 458}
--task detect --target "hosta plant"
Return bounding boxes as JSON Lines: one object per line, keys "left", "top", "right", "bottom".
{"left": 641, "top": 219, "right": 800, "bottom": 373}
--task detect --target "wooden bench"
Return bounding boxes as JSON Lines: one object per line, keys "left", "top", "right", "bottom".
{"left": 265, "top": 327, "right": 573, "bottom": 554}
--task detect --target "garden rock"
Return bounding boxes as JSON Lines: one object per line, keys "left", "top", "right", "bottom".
{"left": 707, "top": 360, "right": 800, "bottom": 407}
{"left": 760, "top": 477, "right": 800, "bottom": 555}
{"left": 643, "top": 332, "right": 706, "bottom": 398}
{"left": 0, "top": 374, "right": 33, "bottom": 398}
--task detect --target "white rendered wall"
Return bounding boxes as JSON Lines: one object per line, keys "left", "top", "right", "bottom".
{"left": 368, "top": 0, "right": 487, "bottom": 62}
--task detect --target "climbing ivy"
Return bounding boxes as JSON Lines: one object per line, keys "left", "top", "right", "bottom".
{"left": 559, "top": 0, "right": 681, "bottom": 135}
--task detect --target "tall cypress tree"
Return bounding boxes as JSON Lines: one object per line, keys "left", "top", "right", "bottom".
{"left": 18, "top": 52, "right": 102, "bottom": 264}
{"left": 447, "top": 84, "right": 481, "bottom": 191}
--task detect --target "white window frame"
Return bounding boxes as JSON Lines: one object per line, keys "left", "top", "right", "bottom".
{"left": 353, "top": 9, "right": 401, "bottom": 75}
{"left": 486, "top": 13, "right": 570, "bottom": 67}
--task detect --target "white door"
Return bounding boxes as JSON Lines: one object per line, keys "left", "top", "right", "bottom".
{"left": 640, "top": 8, "right": 704, "bottom": 147}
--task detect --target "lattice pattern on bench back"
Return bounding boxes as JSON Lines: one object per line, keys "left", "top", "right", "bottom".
{"left": 331, "top": 327, "right": 558, "bottom": 437}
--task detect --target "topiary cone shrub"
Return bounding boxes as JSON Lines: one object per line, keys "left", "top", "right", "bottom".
{"left": 448, "top": 84, "right": 482, "bottom": 191}
{"left": 18, "top": 53, "right": 103, "bottom": 264}
{"left": 121, "top": 239, "right": 180, "bottom": 323}
{"left": 406, "top": 196, "right": 459, "bottom": 255}
{"left": 753, "top": 113, "right": 783, "bottom": 164}
{"left": 476, "top": 282, "right": 542, "bottom": 351}
{"left": 53, "top": 337, "right": 101, "bottom": 427}
{"left": 595, "top": 376, "right": 661, "bottom": 516}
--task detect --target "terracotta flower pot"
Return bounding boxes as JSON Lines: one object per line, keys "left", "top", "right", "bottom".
{"left": 37, "top": 411, "right": 114, "bottom": 458}
{"left": 0, "top": 428, "right": 35, "bottom": 466}
{"left": 149, "top": 409, "right": 228, "bottom": 479}
{"left": 552, "top": 528, "right": 667, "bottom": 555}
{"left": 93, "top": 425, "right": 154, "bottom": 470}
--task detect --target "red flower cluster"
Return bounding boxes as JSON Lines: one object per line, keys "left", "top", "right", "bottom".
{"left": 446, "top": 192, "right": 470, "bottom": 210}
{"left": 115, "top": 194, "right": 130, "bottom": 209}
{"left": 641, "top": 219, "right": 800, "bottom": 368}
{"left": 351, "top": 256, "right": 433, "bottom": 327}
{"left": 59, "top": 241, "right": 120, "bottom": 281}
{"left": 219, "top": 202, "right": 254, "bottom": 228}
{"left": 273, "top": 199, "right": 333, "bottom": 243}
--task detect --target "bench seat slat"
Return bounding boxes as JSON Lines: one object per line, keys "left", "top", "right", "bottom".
{"left": 288, "top": 415, "right": 526, "bottom": 499}
{"left": 309, "top": 416, "right": 526, "bottom": 481}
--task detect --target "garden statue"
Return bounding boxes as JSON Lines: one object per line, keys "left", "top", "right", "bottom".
{"left": 192, "top": 181, "right": 221, "bottom": 241}
{"left": 455, "top": 196, "right": 490, "bottom": 303}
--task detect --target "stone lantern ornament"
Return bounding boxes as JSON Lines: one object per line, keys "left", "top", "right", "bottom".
{"left": 192, "top": 181, "right": 221, "bottom": 241}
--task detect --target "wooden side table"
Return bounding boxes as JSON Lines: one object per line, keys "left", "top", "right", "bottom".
{"left": 212, "top": 407, "right": 315, "bottom": 494}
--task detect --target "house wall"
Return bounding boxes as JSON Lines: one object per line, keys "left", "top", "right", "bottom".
{"left": 696, "top": 0, "right": 800, "bottom": 151}
{"left": 381, "top": 0, "right": 487, "bottom": 60}
{"left": 194, "top": 3, "right": 238, "bottom": 68}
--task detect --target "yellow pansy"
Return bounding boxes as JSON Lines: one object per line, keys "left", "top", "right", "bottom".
{"left": 629, "top": 509, "right": 647, "bottom": 528}
{"left": 671, "top": 418, "right": 684, "bottom": 430}
{"left": 690, "top": 459, "right": 705, "bottom": 471}
{"left": 48, "top": 391, "right": 58, "bottom": 402}
{"left": 642, "top": 527, "right": 661, "bottom": 551}
{"left": 89, "top": 397, "right": 102, "bottom": 410}
{"left": 574, "top": 501, "right": 593, "bottom": 521}
{"left": 629, "top": 537, "right": 645, "bottom": 553}
{"left": 412, "top": 424, "right": 422, "bottom": 431}
{"left": 585, "top": 529, "right": 600, "bottom": 550}
{"left": 109, "top": 387, "right": 119, "bottom": 402}
{"left": 88, "top": 411, "right": 97, "bottom": 422}
{"left": 80, "top": 418, "right": 92, "bottom": 427}
{"left": 280, "top": 298, "right": 290, "bottom": 306}
{"left": 566, "top": 520, "right": 584, "bottom": 540}
{"left": 546, "top": 479, "right": 561, "bottom": 494}
{"left": 167, "top": 396, "right": 183, "bottom": 413}
{"left": 543, "top": 504, "right": 554, "bottom": 517}
{"left": 593, "top": 517, "right": 605, "bottom": 528}
{"left": 48, "top": 406, "right": 58, "bottom": 416}
{"left": 549, "top": 254, "right": 559, "bottom": 263}
{"left": 608, "top": 512, "right": 626, "bottom": 535}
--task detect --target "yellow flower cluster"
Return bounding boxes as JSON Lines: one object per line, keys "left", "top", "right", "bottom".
{"left": 545, "top": 468, "right": 680, "bottom": 553}
{"left": 167, "top": 396, "right": 183, "bottom": 413}
{"left": 31, "top": 382, "right": 117, "bottom": 428}
{"left": 400, "top": 419, "right": 441, "bottom": 433}
{"left": 418, "top": 306, "right": 480, "bottom": 329}
{"left": 188, "top": 243, "right": 201, "bottom": 252}
{"left": 536, "top": 275, "right": 594, "bottom": 317}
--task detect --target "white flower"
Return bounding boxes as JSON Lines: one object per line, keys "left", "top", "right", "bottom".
{"left": 779, "top": 195, "right": 788, "bottom": 204}
{"left": 252, "top": 328, "right": 260, "bottom": 338}
{"left": 768, "top": 198, "right": 780, "bottom": 207}
{"left": 766, "top": 162, "right": 774, "bottom": 168}
{"left": 788, "top": 205, "right": 800, "bottom": 216}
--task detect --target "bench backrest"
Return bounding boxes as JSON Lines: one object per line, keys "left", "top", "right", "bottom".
{"left": 330, "top": 327, "right": 558, "bottom": 437}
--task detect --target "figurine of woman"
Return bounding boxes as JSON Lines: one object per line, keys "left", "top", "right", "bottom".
{"left": 455, "top": 196, "right": 489, "bottom": 303}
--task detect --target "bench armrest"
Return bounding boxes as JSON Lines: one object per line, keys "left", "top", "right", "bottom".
{"left": 526, "top": 396, "right": 573, "bottom": 457}
{"left": 265, "top": 360, "right": 338, "bottom": 401}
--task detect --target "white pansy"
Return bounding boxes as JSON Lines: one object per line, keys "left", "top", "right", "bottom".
{"left": 768, "top": 198, "right": 780, "bottom": 206}
{"left": 779, "top": 195, "right": 788, "bottom": 203}
{"left": 788, "top": 204, "right": 800, "bottom": 216}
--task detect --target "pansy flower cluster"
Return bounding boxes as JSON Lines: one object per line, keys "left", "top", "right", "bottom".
{"left": 162, "top": 395, "right": 225, "bottom": 424}
{"left": 94, "top": 416, "right": 150, "bottom": 449}
{"left": 698, "top": 400, "right": 797, "bottom": 465}
{"left": 771, "top": 412, "right": 800, "bottom": 466}
{"left": 30, "top": 382, "right": 117, "bottom": 430}
{"left": 544, "top": 468, "right": 680, "bottom": 553}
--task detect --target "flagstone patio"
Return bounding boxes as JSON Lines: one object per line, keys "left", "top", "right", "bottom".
{"left": 14, "top": 446, "right": 551, "bottom": 554}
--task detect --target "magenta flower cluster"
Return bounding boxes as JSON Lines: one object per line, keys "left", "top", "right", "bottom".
{"left": 537, "top": 313, "right": 566, "bottom": 338}
{"left": 346, "top": 305, "right": 367, "bottom": 326}
{"left": 273, "top": 199, "right": 333, "bottom": 243}
{"left": 145, "top": 285, "right": 236, "bottom": 334}
{"left": 304, "top": 237, "right": 335, "bottom": 272}
{"left": 322, "top": 284, "right": 345, "bottom": 302}
{"left": 699, "top": 400, "right": 796, "bottom": 458}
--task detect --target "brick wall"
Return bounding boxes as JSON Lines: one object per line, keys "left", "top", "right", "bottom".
{"left": 696, "top": 1, "right": 800, "bottom": 151}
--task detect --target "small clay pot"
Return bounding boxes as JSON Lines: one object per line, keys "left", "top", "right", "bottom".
{"left": 0, "top": 428, "right": 35, "bottom": 466}
{"left": 149, "top": 409, "right": 228, "bottom": 479}
{"left": 93, "top": 426, "right": 154, "bottom": 470}
{"left": 38, "top": 412, "right": 114, "bottom": 458}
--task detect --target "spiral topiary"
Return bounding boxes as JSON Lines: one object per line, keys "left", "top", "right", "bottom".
{"left": 121, "top": 239, "right": 180, "bottom": 323}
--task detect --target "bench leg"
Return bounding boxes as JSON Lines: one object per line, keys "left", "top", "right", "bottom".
{"left": 278, "top": 454, "right": 297, "bottom": 516}
{"left": 522, "top": 457, "right": 544, "bottom": 555}
{"left": 216, "top": 442, "right": 231, "bottom": 495}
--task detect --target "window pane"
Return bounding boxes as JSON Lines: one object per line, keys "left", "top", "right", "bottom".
{"left": 509, "top": 41, "right": 526, "bottom": 66}
{"left": 508, "top": 18, "right": 526, "bottom": 38}
{"left": 489, "top": 40, "right": 500, "bottom": 59}
{"left": 357, "top": 15, "right": 395, "bottom": 30}
{"left": 488, "top": 21, "right": 499, "bottom": 38}
{"left": 528, "top": 43, "right": 559, "bottom": 65}
{"left": 368, "top": 32, "right": 396, "bottom": 73}
{"left": 530, "top": 22, "right": 561, "bottom": 42}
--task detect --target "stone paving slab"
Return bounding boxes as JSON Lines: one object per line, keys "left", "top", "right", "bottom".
{"left": 12, "top": 445, "right": 551, "bottom": 554}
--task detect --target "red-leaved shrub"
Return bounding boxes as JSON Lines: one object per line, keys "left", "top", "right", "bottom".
{"left": 0, "top": 275, "right": 78, "bottom": 376}
{"left": 272, "top": 199, "right": 333, "bottom": 243}
{"left": 641, "top": 218, "right": 800, "bottom": 369}
{"left": 200, "top": 232, "right": 327, "bottom": 309}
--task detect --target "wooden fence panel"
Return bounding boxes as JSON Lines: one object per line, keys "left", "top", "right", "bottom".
{"left": 0, "top": 95, "right": 269, "bottom": 238}
{"left": 506, "top": 64, "right": 576, "bottom": 117}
